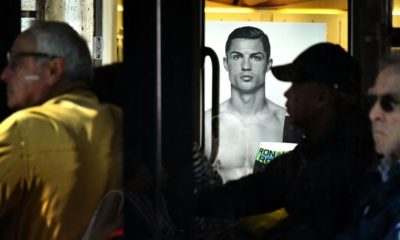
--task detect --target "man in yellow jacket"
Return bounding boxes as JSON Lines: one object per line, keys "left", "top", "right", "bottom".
{"left": 0, "top": 21, "right": 122, "bottom": 239}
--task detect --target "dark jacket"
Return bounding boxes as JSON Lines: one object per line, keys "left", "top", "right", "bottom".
{"left": 338, "top": 162, "right": 400, "bottom": 240}
{"left": 195, "top": 109, "right": 377, "bottom": 240}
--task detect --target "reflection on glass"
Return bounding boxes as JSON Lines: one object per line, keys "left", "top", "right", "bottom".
{"left": 393, "top": 0, "right": 400, "bottom": 27}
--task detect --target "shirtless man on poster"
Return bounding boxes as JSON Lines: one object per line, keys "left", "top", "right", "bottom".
{"left": 205, "top": 26, "right": 286, "bottom": 183}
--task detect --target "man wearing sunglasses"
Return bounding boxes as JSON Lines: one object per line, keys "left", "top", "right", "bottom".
{"left": 369, "top": 64, "right": 400, "bottom": 161}
{"left": 0, "top": 22, "right": 122, "bottom": 239}
{"left": 338, "top": 59, "right": 400, "bottom": 239}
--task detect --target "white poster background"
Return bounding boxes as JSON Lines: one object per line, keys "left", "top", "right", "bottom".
{"left": 204, "top": 21, "right": 327, "bottom": 110}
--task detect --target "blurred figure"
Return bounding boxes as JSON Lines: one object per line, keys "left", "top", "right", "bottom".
{"left": 123, "top": 161, "right": 181, "bottom": 240}
{"left": 338, "top": 57, "right": 400, "bottom": 239}
{"left": 0, "top": 21, "right": 122, "bottom": 239}
{"left": 205, "top": 26, "right": 286, "bottom": 183}
{"left": 195, "top": 43, "right": 377, "bottom": 240}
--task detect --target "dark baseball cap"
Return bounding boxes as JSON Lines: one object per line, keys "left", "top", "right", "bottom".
{"left": 271, "top": 42, "right": 361, "bottom": 95}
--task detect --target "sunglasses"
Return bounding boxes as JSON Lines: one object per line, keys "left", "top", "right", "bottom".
{"left": 367, "top": 94, "right": 400, "bottom": 113}
{"left": 6, "top": 51, "right": 57, "bottom": 69}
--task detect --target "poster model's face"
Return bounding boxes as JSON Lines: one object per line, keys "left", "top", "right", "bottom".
{"left": 223, "top": 38, "right": 271, "bottom": 93}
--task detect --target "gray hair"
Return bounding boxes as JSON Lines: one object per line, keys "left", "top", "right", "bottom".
{"left": 378, "top": 54, "right": 400, "bottom": 75}
{"left": 26, "top": 21, "right": 93, "bottom": 84}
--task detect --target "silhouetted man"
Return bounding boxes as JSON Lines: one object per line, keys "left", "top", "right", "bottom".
{"left": 196, "top": 43, "right": 376, "bottom": 240}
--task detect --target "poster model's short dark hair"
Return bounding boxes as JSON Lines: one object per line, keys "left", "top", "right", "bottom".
{"left": 225, "top": 26, "right": 271, "bottom": 60}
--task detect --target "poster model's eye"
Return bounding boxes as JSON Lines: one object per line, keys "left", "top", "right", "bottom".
{"left": 231, "top": 53, "right": 242, "bottom": 60}
{"left": 251, "top": 54, "right": 263, "bottom": 61}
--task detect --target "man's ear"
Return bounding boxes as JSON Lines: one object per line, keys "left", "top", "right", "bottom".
{"left": 316, "top": 86, "right": 333, "bottom": 108}
{"left": 266, "top": 58, "right": 273, "bottom": 72}
{"left": 223, "top": 57, "right": 229, "bottom": 71}
{"left": 46, "top": 58, "right": 65, "bottom": 86}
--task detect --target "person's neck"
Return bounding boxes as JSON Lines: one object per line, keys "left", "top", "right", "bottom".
{"left": 382, "top": 155, "right": 400, "bottom": 167}
{"left": 229, "top": 86, "right": 267, "bottom": 116}
{"left": 379, "top": 156, "right": 400, "bottom": 182}
{"left": 43, "top": 81, "right": 89, "bottom": 103}
{"left": 304, "top": 109, "right": 335, "bottom": 144}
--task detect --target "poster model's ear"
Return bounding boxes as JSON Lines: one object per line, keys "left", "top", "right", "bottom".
{"left": 266, "top": 58, "right": 273, "bottom": 72}
{"left": 223, "top": 57, "right": 229, "bottom": 71}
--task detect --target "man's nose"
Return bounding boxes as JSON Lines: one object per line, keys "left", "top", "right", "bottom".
{"left": 0, "top": 66, "right": 11, "bottom": 82}
{"left": 284, "top": 86, "right": 292, "bottom": 98}
{"left": 369, "top": 100, "right": 384, "bottom": 122}
{"left": 241, "top": 57, "right": 251, "bottom": 71}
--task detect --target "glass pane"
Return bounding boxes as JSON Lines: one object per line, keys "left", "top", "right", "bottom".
{"left": 203, "top": 0, "right": 348, "bottom": 182}
{"left": 117, "top": 0, "right": 124, "bottom": 62}
{"left": 21, "top": 0, "right": 36, "bottom": 32}
{"left": 19, "top": 0, "right": 124, "bottom": 64}
{"left": 393, "top": 0, "right": 400, "bottom": 27}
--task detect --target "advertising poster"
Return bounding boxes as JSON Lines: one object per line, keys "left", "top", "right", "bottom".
{"left": 253, "top": 142, "right": 297, "bottom": 172}
{"left": 204, "top": 21, "right": 326, "bottom": 183}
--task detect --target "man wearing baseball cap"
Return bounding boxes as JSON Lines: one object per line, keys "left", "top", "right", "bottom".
{"left": 194, "top": 42, "right": 377, "bottom": 240}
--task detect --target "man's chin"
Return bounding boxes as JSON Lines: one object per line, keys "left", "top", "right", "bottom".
{"left": 7, "top": 100, "right": 16, "bottom": 109}
{"left": 8, "top": 101, "right": 23, "bottom": 110}
{"left": 375, "top": 143, "right": 392, "bottom": 158}
{"left": 231, "top": 83, "right": 263, "bottom": 94}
